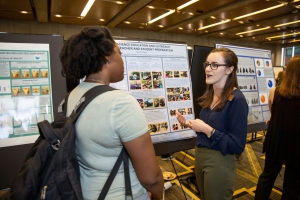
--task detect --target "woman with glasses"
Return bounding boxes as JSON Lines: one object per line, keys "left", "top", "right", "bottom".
{"left": 177, "top": 48, "right": 248, "bottom": 200}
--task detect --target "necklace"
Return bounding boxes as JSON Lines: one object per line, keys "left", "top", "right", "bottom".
{"left": 84, "top": 78, "right": 105, "bottom": 84}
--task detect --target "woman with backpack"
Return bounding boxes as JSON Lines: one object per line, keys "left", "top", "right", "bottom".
{"left": 60, "top": 26, "right": 164, "bottom": 200}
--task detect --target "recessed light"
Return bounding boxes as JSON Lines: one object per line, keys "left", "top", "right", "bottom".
{"left": 55, "top": 15, "right": 62, "bottom": 17}
{"left": 179, "top": 27, "right": 183, "bottom": 30}
{"left": 220, "top": 32, "right": 223, "bottom": 35}
{"left": 238, "top": 21, "right": 244, "bottom": 24}
{"left": 256, "top": 24, "right": 260, "bottom": 26}
{"left": 211, "top": 16, "right": 216, "bottom": 19}
{"left": 158, "top": 25, "right": 164, "bottom": 28}
{"left": 124, "top": 21, "right": 131, "bottom": 24}
{"left": 205, "top": 30, "right": 208, "bottom": 33}
{"left": 240, "top": 35, "right": 243, "bottom": 37}
{"left": 99, "top": 19, "right": 105, "bottom": 21}
{"left": 148, "top": 6, "right": 154, "bottom": 9}
{"left": 21, "top": 11, "right": 28, "bottom": 14}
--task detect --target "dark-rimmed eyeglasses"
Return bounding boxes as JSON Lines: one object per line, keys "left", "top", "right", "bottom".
{"left": 203, "top": 62, "right": 227, "bottom": 70}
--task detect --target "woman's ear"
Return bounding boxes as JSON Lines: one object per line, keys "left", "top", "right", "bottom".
{"left": 226, "top": 66, "right": 234, "bottom": 75}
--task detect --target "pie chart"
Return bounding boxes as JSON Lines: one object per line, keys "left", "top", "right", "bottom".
{"left": 268, "top": 80, "right": 273, "bottom": 87}
{"left": 257, "top": 70, "right": 261, "bottom": 76}
{"left": 261, "top": 95, "right": 266, "bottom": 103}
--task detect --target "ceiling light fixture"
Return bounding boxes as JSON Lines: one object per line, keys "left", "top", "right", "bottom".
{"left": 236, "top": 26, "right": 271, "bottom": 35}
{"left": 266, "top": 31, "right": 300, "bottom": 39}
{"left": 232, "top": 3, "right": 285, "bottom": 21}
{"left": 99, "top": 19, "right": 105, "bottom": 21}
{"left": 198, "top": 19, "right": 231, "bottom": 30}
{"left": 179, "top": 27, "right": 183, "bottom": 30}
{"left": 158, "top": 25, "right": 164, "bottom": 28}
{"left": 148, "top": 10, "right": 175, "bottom": 24}
{"left": 211, "top": 16, "right": 216, "bottom": 19}
{"left": 274, "top": 20, "right": 300, "bottom": 27}
{"left": 177, "top": 0, "right": 199, "bottom": 10}
{"left": 21, "top": 11, "right": 28, "bottom": 14}
{"left": 55, "top": 14, "right": 62, "bottom": 17}
{"left": 289, "top": 39, "right": 300, "bottom": 43}
{"left": 81, "top": 0, "right": 95, "bottom": 17}
{"left": 148, "top": 6, "right": 154, "bottom": 9}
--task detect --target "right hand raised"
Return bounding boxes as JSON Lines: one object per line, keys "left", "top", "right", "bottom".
{"left": 176, "top": 112, "right": 188, "bottom": 126}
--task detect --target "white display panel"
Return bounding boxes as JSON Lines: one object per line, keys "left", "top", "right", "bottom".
{"left": 215, "top": 44, "right": 274, "bottom": 124}
{"left": 110, "top": 40, "right": 196, "bottom": 143}
{"left": 0, "top": 42, "right": 53, "bottom": 147}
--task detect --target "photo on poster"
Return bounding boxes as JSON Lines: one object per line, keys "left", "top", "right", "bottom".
{"left": 12, "top": 87, "right": 20, "bottom": 96}
{"left": 41, "top": 69, "right": 49, "bottom": 78}
{"left": 136, "top": 99, "right": 144, "bottom": 109}
{"left": 22, "top": 87, "right": 30, "bottom": 96}
{"left": 128, "top": 71, "right": 140, "bottom": 80}
{"left": 144, "top": 98, "right": 153, "bottom": 108}
{"left": 259, "top": 93, "right": 268, "bottom": 105}
{"left": 165, "top": 71, "right": 173, "bottom": 78}
{"left": 31, "top": 69, "right": 40, "bottom": 78}
{"left": 141, "top": 72, "right": 151, "bottom": 80}
{"left": 22, "top": 70, "right": 30, "bottom": 78}
{"left": 153, "top": 79, "right": 163, "bottom": 89}
{"left": 142, "top": 80, "right": 153, "bottom": 89}
{"left": 254, "top": 58, "right": 263, "bottom": 68}
{"left": 180, "top": 71, "right": 188, "bottom": 78}
{"left": 11, "top": 70, "right": 20, "bottom": 78}
{"left": 152, "top": 71, "right": 162, "bottom": 80}
{"left": 174, "top": 71, "right": 180, "bottom": 78}
{"left": 41, "top": 86, "right": 50, "bottom": 95}
{"left": 129, "top": 80, "right": 141, "bottom": 90}
{"left": 32, "top": 86, "right": 40, "bottom": 95}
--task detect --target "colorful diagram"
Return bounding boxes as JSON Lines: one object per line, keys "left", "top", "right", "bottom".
{"left": 265, "top": 60, "right": 270, "bottom": 67}
{"left": 261, "top": 95, "right": 265, "bottom": 103}
{"left": 266, "top": 78, "right": 275, "bottom": 89}
{"left": 259, "top": 93, "right": 268, "bottom": 105}
{"left": 268, "top": 80, "right": 273, "bottom": 87}
{"left": 257, "top": 70, "right": 262, "bottom": 76}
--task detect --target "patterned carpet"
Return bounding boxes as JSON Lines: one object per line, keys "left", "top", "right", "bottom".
{"left": 158, "top": 132, "right": 284, "bottom": 200}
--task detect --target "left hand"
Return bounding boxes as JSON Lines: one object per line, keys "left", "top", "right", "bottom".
{"left": 189, "top": 119, "right": 212, "bottom": 136}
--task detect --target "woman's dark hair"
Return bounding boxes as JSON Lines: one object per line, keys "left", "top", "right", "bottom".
{"left": 279, "top": 55, "right": 300, "bottom": 98}
{"left": 198, "top": 48, "right": 238, "bottom": 111}
{"left": 60, "top": 26, "right": 115, "bottom": 79}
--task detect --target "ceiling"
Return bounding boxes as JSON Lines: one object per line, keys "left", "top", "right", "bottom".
{"left": 0, "top": 0, "right": 300, "bottom": 46}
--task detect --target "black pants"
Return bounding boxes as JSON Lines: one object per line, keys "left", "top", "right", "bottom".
{"left": 255, "top": 158, "right": 300, "bottom": 200}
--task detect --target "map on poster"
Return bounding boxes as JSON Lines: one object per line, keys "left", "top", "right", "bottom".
{"left": 215, "top": 44, "right": 274, "bottom": 124}
{"left": 0, "top": 43, "right": 53, "bottom": 147}
{"left": 110, "top": 39, "right": 196, "bottom": 143}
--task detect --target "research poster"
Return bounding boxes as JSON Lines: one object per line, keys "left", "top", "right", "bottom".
{"left": 110, "top": 40, "right": 196, "bottom": 143}
{"left": 0, "top": 43, "right": 53, "bottom": 147}
{"left": 216, "top": 44, "right": 274, "bottom": 124}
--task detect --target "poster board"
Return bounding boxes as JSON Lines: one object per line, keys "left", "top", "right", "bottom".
{"left": 110, "top": 39, "right": 196, "bottom": 144}
{"left": 0, "top": 33, "right": 65, "bottom": 189}
{"left": 215, "top": 44, "right": 274, "bottom": 127}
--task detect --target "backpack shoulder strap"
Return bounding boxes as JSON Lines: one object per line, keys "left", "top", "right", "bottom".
{"left": 70, "top": 85, "right": 116, "bottom": 123}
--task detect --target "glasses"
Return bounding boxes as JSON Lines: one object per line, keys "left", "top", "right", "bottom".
{"left": 203, "top": 62, "right": 227, "bottom": 70}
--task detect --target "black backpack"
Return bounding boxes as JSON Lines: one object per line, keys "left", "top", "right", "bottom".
{"left": 10, "top": 85, "right": 133, "bottom": 200}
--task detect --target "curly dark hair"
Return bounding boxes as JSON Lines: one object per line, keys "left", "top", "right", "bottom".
{"left": 60, "top": 26, "right": 115, "bottom": 79}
